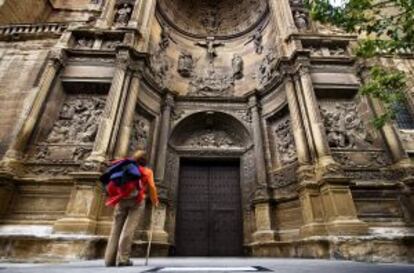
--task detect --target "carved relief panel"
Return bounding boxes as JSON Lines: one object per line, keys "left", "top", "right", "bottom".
{"left": 319, "top": 96, "right": 391, "bottom": 169}
{"left": 320, "top": 100, "right": 374, "bottom": 150}
{"left": 128, "top": 107, "right": 155, "bottom": 156}
{"left": 267, "top": 111, "right": 297, "bottom": 168}
{"left": 24, "top": 82, "right": 110, "bottom": 176}
{"left": 27, "top": 94, "right": 106, "bottom": 164}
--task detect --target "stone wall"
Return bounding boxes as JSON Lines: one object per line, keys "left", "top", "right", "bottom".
{"left": 0, "top": 0, "right": 52, "bottom": 24}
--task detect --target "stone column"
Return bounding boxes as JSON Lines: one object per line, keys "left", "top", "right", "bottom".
{"left": 87, "top": 50, "right": 130, "bottom": 163}
{"left": 370, "top": 97, "right": 410, "bottom": 165}
{"left": 132, "top": 0, "right": 156, "bottom": 52}
{"left": 249, "top": 95, "right": 268, "bottom": 190}
{"left": 249, "top": 95, "right": 275, "bottom": 242}
{"left": 96, "top": 0, "right": 116, "bottom": 28}
{"left": 113, "top": 75, "right": 141, "bottom": 158}
{"left": 53, "top": 173, "right": 103, "bottom": 234}
{"left": 154, "top": 93, "right": 174, "bottom": 187}
{"left": 151, "top": 93, "right": 174, "bottom": 244}
{"left": 268, "top": 0, "right": 297, "bottom": 38}
{"left": 2, "top": 50, "right": 65, "bottom": 168}
{"left": 297, "top": 65, "right": 340, "bottom": 177}
{"left": 285, "top": 77, "right": 311, "bottom": 166}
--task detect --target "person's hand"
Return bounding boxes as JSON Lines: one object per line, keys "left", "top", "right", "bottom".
{"left": 154, "top": 200, "right": 160, "bottom": 207}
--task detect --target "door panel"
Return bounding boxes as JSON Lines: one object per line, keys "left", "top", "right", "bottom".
{"left": 175, "top": 160, "right": 243, "bottom": 256}
{"left": 176, "top": 163, "right": 209, "bottom": 256}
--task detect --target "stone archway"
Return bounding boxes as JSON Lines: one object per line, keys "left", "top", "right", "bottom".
{"left": 164, "top": 111, "right": 256, "bottom": 256}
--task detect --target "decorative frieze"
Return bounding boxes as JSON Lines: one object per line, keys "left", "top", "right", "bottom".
{"left": 188, "top": 68, "right": 235, "bottom": 97}
{"left": 73, "top": 33, "right": 125, "bottom": 51}
{"left": 0, "top": 23, "right": 67, "bottom": 40}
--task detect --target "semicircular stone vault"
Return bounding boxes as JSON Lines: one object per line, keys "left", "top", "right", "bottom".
{"left": 157, "top": 0, "right": 268, "bottom": 38}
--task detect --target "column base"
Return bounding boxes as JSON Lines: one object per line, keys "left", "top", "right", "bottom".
{"left": 300, "top": 223, "right": 327, "bottom": 238}
{"left": 252, "top": 230, "right": 276, "bottom": 243}
{"left": 150, "top": 230, "right": 169, "bottom": 244}
{"left": 53, "top": 218, "right": 97, "bottom": 234}
{"left": 325, "top": 219, "right": 369, "bottom": 236}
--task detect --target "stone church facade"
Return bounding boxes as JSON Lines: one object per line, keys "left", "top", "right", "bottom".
{"left": 0, "top": 0, "right": 413, "bottom": 262}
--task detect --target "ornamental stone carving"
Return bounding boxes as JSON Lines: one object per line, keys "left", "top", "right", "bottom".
{"left": 257, "top": 51, "right": 279, "bottom": 89}
{"left": 321, "top": 102, "right": 374, "bottom": 149}
{"left": 183, "top": 129, "right": 243, "bottom": 148}
{"left": 245, "top": 28, "right": 263, "bottom": 55}
{"left": 114, "top": 1, "right": 135, "bottom": 26}
{"left": 232, "top": 54, "right": 244, "bottom": 80}
{"left": 129, "top": 110, "right": 151, "bottom": 153}
{"left": 46, "top": 96, "right": 106, "bottom": 144}
{"left": 75, "top": 38, "right": 94, "bottom": 49}
{"left": 274, "top": 118, "right": 297, "bottom": 165}
{"left": 188, "top": 68, "right": 234, "bottom": 97}
{"left": 177, "top": 51, "right": 193, "bottom": 78}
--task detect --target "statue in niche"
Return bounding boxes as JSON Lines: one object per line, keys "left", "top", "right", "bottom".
{"left": 321, "top": 102, "right": 374, "bottom": 149}
{"left": 195, "top": 37, "right": 224, "bottom": 63}
{"left": 245, "top": 27, "right": 263, "bottom": 55}
{"left": 232, "top": 54, "right": 244, "bottom": 80}
{"left": 178, "top": 51, "right": 193, "bottom": 78}
{"left": 293, "top": 11, "right": 309, "bottom": 31}
{"left": 275, "top": 119, "right": 297, "bottom": 164}
{"left": 114, "top": 3, "right": 133, "bottom": 26}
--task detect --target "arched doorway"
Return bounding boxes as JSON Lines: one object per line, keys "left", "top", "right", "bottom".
{"left": 167, "top": 111, "right": 254, "bottom": 256}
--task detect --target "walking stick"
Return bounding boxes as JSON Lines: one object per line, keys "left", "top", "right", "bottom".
{"left": 145, "top": 204, "right": 155, "bottom": 266}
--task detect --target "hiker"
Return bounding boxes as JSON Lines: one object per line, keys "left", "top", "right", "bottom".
{"left": 101, "top": 150, "right": 159, "bottom": 267}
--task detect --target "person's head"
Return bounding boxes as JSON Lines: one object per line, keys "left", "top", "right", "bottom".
{"left": 132, "top": 150, "right": 147, "bottom": 166}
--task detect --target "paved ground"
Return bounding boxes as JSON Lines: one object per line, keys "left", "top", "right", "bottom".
{"left": 1, "top": 258, "right": 413, "bottom": 273}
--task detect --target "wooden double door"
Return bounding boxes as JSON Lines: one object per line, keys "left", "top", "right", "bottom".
{"left": 175, "top": 160, "right": 243, "bottom": 256}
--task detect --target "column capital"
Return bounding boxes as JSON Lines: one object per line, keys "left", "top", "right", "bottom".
{"left": 248, "top": 95, "right": 260, "bottom": 109}
{"left": 164, "top": 93, "right": 175, "bottom": 109}
{"left": 49, "top": 48, "right": 67, "bottom": 69}
{"left": 115, "top": 49, "right": 131, "bottom": 69}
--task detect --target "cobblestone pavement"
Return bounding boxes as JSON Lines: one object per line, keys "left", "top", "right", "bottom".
{"left": 1, "top": 258, "right": 413, "bottom": 273}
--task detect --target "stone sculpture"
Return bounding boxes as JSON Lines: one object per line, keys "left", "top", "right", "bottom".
{"left": 114, "top": 3, "right": 133, "bottom": 26}
{"left": 177, "top": 51, "right": 193, "bottom": 78}
{"left": 232, "top": 54, "right": 244, "bottom": 80}
{"left": 195, "top": 37, "right": 224, "bottom": 62}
